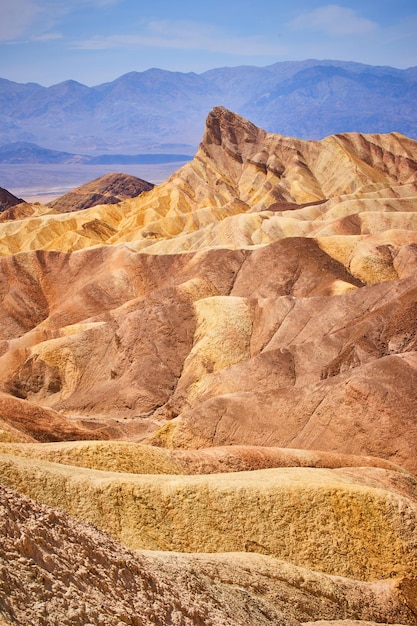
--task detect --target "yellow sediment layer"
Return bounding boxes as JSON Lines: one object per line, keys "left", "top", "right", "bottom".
{"left": 0, "top": 440, "right": 403, "bottom": 475}
{"left": 178, "top": 295, "right": 254, "bottom": 402}
{"left": 0, "top": 451, "right": 416, "bottom": 582}
{"left": 0, "top": 441, "right": 185, "bottom": 474}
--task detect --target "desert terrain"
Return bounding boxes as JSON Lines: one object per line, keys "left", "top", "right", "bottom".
{"left": 0, "top": 106, "right": 417, "bottom": 624}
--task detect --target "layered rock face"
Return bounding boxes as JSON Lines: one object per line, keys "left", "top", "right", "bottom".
{"left": 1, "top": 107, "right": 417, "bottom": 624}
{"left": 0, "top": 107, "right": 416, "bottom": 469}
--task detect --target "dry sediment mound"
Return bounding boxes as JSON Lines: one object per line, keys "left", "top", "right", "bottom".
{"left": 47, "top": 172, "right": 154, "bottom": 213}
{"left": 1, "top": 447, "right": 417, "bottom": 582}
{"left": 1, "top": 436, "right": 417, "bottom": 623}
{"left": 2, "top": 484, "right": 417, "bottom": 626}
{"left": 0, "top": 440, "right": 407, "bottom": 474}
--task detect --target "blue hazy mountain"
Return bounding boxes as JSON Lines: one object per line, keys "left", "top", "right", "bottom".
{"left": 1, "top": 60, "right": 416, "bottom": 159}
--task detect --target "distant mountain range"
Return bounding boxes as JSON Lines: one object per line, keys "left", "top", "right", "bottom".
{"left": 1, "top": 59, "right": 416, "bottom": 160}
{"left": 0, "top": 142, "right": 193, "bottom": 165}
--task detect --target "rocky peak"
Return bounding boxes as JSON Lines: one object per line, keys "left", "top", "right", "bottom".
{"left": 201, "top": 106, "right": 267, "bottom": 161}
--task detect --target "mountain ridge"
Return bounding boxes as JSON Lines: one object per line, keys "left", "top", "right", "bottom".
{"left": 0, "top": 141, "right": 193, "bottom": 165}
{"left": 1, "top": 59, "right": 416, "bottom": 155}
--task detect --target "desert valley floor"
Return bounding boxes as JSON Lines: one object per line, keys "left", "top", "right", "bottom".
{"left": 0, "top": 107, "right": 417, "bottom": 624}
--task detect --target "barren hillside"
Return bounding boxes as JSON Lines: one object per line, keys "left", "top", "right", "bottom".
{"left": 1, "top": 107, "right": 417, "bottom": 624}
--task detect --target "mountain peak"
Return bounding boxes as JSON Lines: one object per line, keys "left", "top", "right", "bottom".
{"left": 202, "top": 106, "right": 266, "bottom": 164}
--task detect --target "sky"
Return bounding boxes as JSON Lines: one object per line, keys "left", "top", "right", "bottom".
{"left": 1, "top": 0, "right": 417, "bottom": 86}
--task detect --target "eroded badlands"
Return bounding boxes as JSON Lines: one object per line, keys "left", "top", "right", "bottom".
{"left": 1, "top": 107, "right": 417, "bottom": 624}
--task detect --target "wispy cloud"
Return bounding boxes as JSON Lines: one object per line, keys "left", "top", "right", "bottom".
{"left": 0, "top": 0, "right": 41, "bottom": 41}
{"left": 73, "top": 19, "right": 286, "bottom": 57}
{"left": 32, "top": 32, "right": 63, "bottom": 41}
{"left": 70, "top": 0, "right": 122, "bottom": 5}
{"left": 0, "top": 0, "right": 123, "bottom": 43}
{"left": 289, "top": 4, "right": 378, "bottom": 36}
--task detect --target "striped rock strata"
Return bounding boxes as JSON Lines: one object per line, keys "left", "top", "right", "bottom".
{"left": 1, "top": 107, "right": 417, "bottom": 623}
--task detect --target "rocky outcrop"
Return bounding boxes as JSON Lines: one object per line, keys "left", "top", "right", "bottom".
{"left": 47, "top": 172, "right": 154, "bottom": 213}
{"left": 1, "top": 451, "right": 417, "bottom": 580}
{"left": 0, "top": 187, "right": 25, "bottom": 213}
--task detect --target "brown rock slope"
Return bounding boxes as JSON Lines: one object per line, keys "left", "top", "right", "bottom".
{"left": 47, "top": 171, "right": 154, "bottom": 213}
{"left": 0, "top": 107, "right": 416, "bottom": 471}
{"left": 0, "top": 187, "right": 28, "bottom": 222}
{"left": 0, "top": 187, "right": 25, "bottom": 213}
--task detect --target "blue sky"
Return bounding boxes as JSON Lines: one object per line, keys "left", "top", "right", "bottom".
{"left": 1, "top": 0, "right": 417, "bottom": 86}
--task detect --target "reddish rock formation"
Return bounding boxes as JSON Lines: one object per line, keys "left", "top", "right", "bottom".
{"left": 0, "top": 392, "right": 106, "bottom": 443}
{"left": 47, "top": 172, "right": 154, "bottom": 212}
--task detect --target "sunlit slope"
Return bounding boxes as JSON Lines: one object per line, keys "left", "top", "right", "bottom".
{"left": 0, "top": 107, "right": 416, "bottom": 288}
{"left": 0, "top": 107, "right": 416, "bottom": 473}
